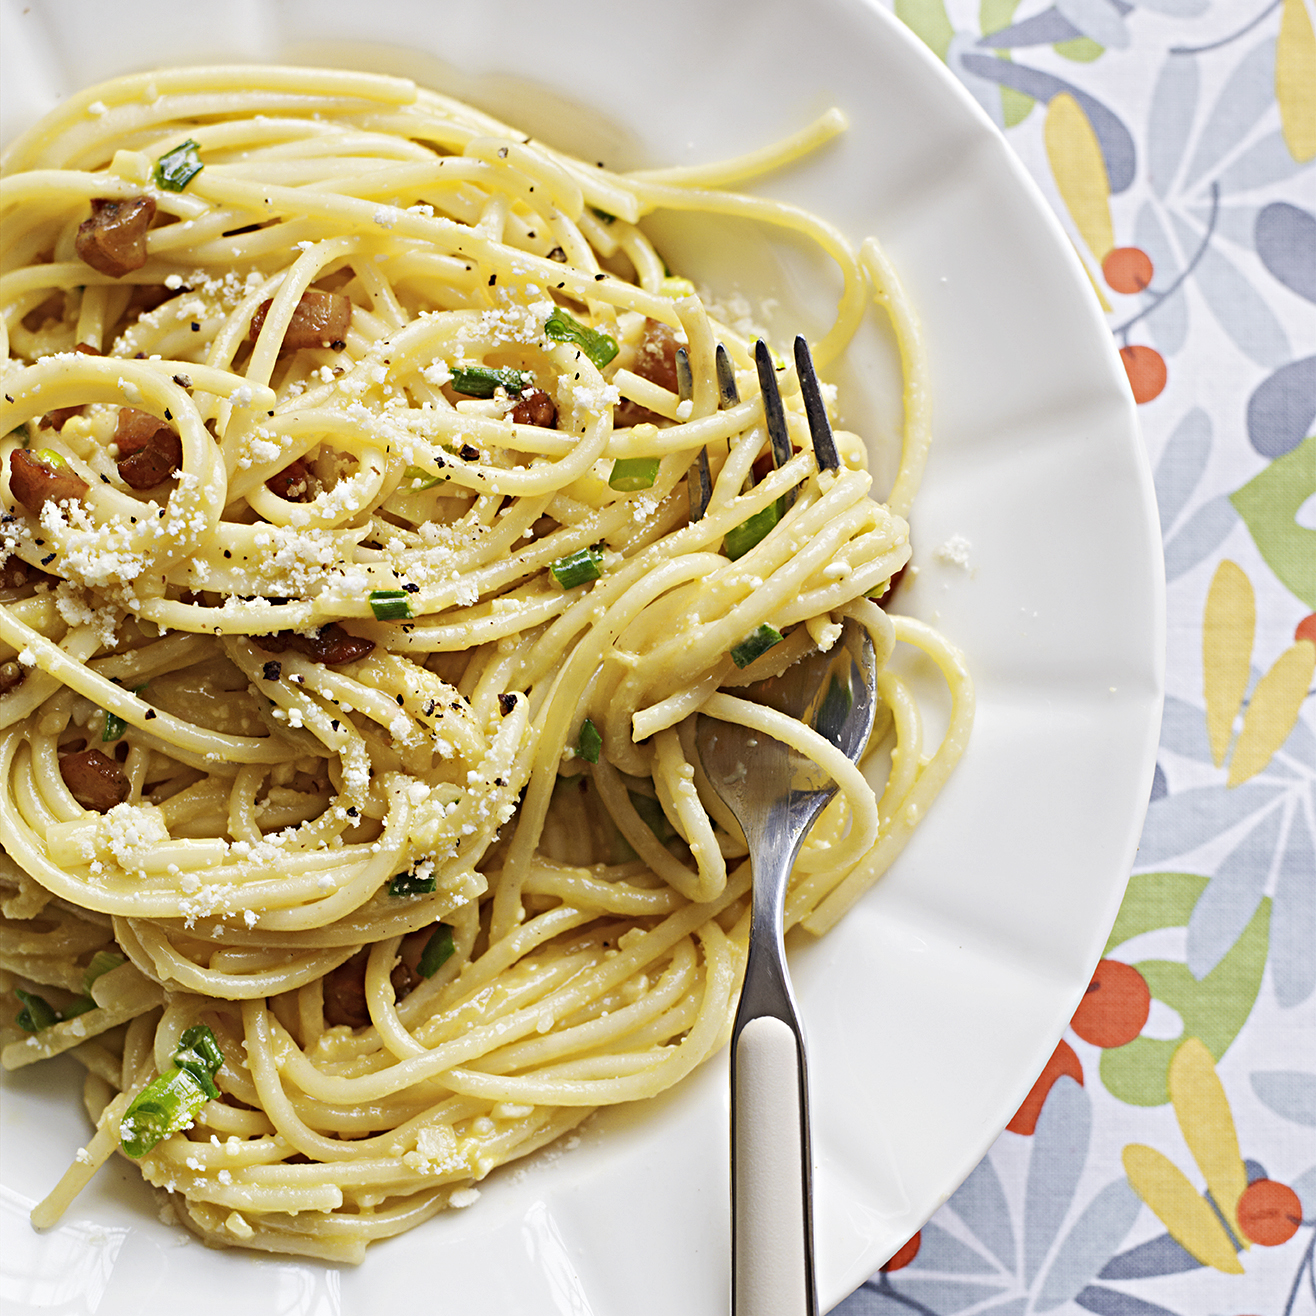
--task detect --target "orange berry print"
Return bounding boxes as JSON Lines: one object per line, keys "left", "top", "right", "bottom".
{"left": 1103, "top": 246, "right": 1154, "bottom": 293}
{"left": 1119, "top": 345, "right": 1168, "bottom": 403}
{"left": 1236, "top": 1179, "right": 1303, "bottom": 1246}
{"left": 1072, "top": 959, "right": 1151, "bottom": 1048}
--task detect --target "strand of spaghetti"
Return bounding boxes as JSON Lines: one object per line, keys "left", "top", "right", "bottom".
{"left": 279, "top": 872, "right": 748, "bottom": 1105}
{"left": 861, "top": 236, "right": 932, "bottom": 517}
{"left": 441, "top": 922, "right": 735, "bottom": 1106}
{"left": 795, "top": 615, "right": 974, "bottom": 934}
{"left": 628, "top": 109, "right": 848, "bottom": 187}
{"left": 0, "top": 608, "right": 291, "bottom": 762}
{"left": 699, "top": 690, "right": 880, "bottom": 871}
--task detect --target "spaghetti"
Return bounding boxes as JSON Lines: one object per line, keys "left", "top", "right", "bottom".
{"left": 0, "top": 66, "right": 972, "bottom": 1262}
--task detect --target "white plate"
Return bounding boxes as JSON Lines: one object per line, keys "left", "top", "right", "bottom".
{"left": 0, "top": 0, "right": 1165, "bottom": 1311}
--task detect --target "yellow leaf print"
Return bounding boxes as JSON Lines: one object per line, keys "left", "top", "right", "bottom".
{"left": 1123, "top": 1144, "right": 1245, "bottom": 1273}
{"left": 1044, "top": 93, "right": 1114, "bottom": 262}
{"left": 1278, "top": 0, "right": 1316, "bottom": 163}
{"left": 1167, "top": 1039, "right": 1249, "bottom": 1245}
{"left": 1203, "top": 561, "right": 1254, "bottom": 768}
{"left": 1228, "top": 639, "right": 1316, "bottom": 785}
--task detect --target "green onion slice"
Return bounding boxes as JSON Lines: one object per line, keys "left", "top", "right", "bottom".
{"left": 723, "top": 502, "right": 780, "bottom": 560}
{"left": 550, "top": 547, "right": 603, "bottom": 589}
{"left": 103, "top": 710, "right": 127, "bottom": 742}
{"left": 730, "top": 624, "right": 784, "bottom": 669}
{"left": 418, "top": 924, "right": 456, "bottom": 978}
{"left": 154, "top": 139, "right": 203, "bottom": 192}
{"left": 13, "top": 987, "right": 59, "bottom": 1033}
{"left": 84, "top": 950, "right": 127, "bottom": 993}
{"left": 401, "top": 465, "right": 442, "bottom": 490}
{"left": 577, "top": 718, "right": 602, "bottom": 764}
{"left": 369, "top": 589, "right": 413, "bottom": 621}
{"left": 544, "top": 309, "right": 618, "bottom": 369}
{"left": 608, "top": 457, "right": 659, "bottom": 492}
{"left": 449, "top": 365, "right": 531, "bottom": 398}
{"left": 390, "top": 869, "right": 438, "bottom": 897}
{"left": 120, "top": 1067, "right": 209, "bottom": 1157}
{"left": 119, "top": 1024, "right": 224, "bottom": 1157}
{"left": 173, "top": 1024, "right": 223, "bottom": 1099}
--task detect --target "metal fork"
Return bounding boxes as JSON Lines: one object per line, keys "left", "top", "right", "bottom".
{"left": 697, "top": 339, "right": 859, "bottom": 1316}
{"left": 688, "top": 335, "right": 839, "bottom": 523}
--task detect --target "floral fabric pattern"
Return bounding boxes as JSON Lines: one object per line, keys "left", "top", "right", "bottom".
{"left": 838, "top": 2, "right": 1316, "bottom": 1313}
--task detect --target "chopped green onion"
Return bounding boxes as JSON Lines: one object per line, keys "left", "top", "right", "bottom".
{"left": 369, "top": 589, "right": 413, "bottom": 621}
{"left": 609, "top": 457, "right": 659, "bottom": 491}
{"left": 34, "top": 448, "right": 68, "bottom": 469}
{"left": 723, "top": 503, "right": 780, "bottom": 560}
{"left": 103, "top": 709, "right": 127, "bottom": 742}
{"left": 730, "top": 624, "right": 784, "bottom": 669}
{"left": 417, "top": 924, "right": 456, "bottom": 978}
{"left": 83, "top": 950, "right": 126, "bottom": 993}
{"left": 13, "top": 987, "right": 59, "bottom": 1033}
{"left": 154, "top": 139, "right": 203, "bottom": 192}
{"left": 449, "top": 365, "right": 532, "bottom": 398}
{"left": 590, "top": 207, "right": 616, "bottom": 225}
{"left": 401, "top": 465, "right": 442, "bottom": 490}
{"left": 550, "top": 546, "right": 603, "bottom": 589}
{"left": 544, "top": 308, "right": 618, "bottom": 369}
{"left": 118, "top": 1024, "right": 224, "bottom": 1158}
{"left": 658, "top": 277, "right": 696, "bottom": 298}
{"left": 628, "top": 790, "right": 675, "bottom": 842}
{"left": 61, "top": 994, "right": 99, "bottom": 1020}
{"left": 577, "top": 718, "right": 601, "bottom": 764}
{"left": 120, "top": 1067, "right": 209, "bottom": 1157}
{"left": 390, "top": 869, "right": 438, "bottom": 896}
{"left": 173, "top": 1024, "right": 223, "bottom": 1099}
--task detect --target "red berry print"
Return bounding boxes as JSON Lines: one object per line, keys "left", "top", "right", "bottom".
{"left": 1236, "top": 1179, "right": 1303, "bottom": 1246}
{"left": 882, "top": 1231, "right": 921, "bottom": 1271}
{"left": 1296, "top": 613, "right": 1316, "bottom": 646}
{"left": 1103, "top": 246, "right": 1154, "bottom": 293}
{"left": 1119, "top": 345, "right": 1167, "bottom": 404}
{"left": 1071, "top": 959, "right": 1151, "bottom": 1048}
{"left": 1007, "top": 1039, "right": 1084, "bottom": 1136}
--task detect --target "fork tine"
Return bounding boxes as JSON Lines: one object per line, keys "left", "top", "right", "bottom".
{"left": 675, "top": 346, "right": 693, "bottom": 403}
{"left": 677, "top": 346, "right": 714, "bottom": 522}
{"left": 716, "top": 343, "right": 739, "bottom": 408}
{"left": 793, "top": 336, "right": 840, "bottom": 472}
{"left": 754, "top": 338, "right": 793, "bottom": 473}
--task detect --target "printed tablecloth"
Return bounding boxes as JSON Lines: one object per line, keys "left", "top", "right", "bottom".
{"left": 839, "top": 2, "right": 1316, "bottom": 1314}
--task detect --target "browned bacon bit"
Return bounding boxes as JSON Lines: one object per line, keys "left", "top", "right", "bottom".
{"left": 614, "top": 318, "right": 684, "bottom": 428}
{"left": 634, "top": 319, "right": 682, "bottom": 393}
{"left": 41, "top": 406, "right": 82, "bottom": 432}
{"left": 266, "top": 458, "right": 312, "bottom": 501}
{"left": 74, "top": 196, "right": 157, "bottom": 279}
{"left": 249, "top": 291, "right": 352, "bottom": 351}
{"left": 8, "top": 448, "right": 89, "bottom": 516}
{"left": 73, "top": 343, "right": 103, "bottom": 356}
{"left": 511, "top": 389, "right": 558, "bottom": 429}
{"left": 0, "top": 660, "right": 25, "bottom": 696}
{"left": 114, "top": 407, "right": 183, "bottom": 490}
{"left": 59, "top": 747, "right": 130, "bottom": 813}
{"left": 391, "top": 958, "right": 422, "bottom": 1001}
{"left": 0, "top": 554, "right": 54, "bottom": 591}
{"left": 323, "top": 950, "right": 371, "bottom": 1028}
{"left": 253, "top": 623, "right": 374, "bottom": 666}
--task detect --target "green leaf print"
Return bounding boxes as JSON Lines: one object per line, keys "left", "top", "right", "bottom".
{"left": 1231, "top": 433, "right": 1316, "bottom": 608}
{"left": 897, "top": 0, "right": 955, "bottom": 62}
{"left": 1101, "top": 886, "right": 1271, "bottom": 1107}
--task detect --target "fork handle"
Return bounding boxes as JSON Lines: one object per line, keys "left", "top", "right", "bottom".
{"left": 733, "top": 1014, "right": 815, "bottom": 1316}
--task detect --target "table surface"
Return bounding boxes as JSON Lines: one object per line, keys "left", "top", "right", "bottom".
{"left": 838, "top": 2, "right": 1316, "bottom": 1314}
